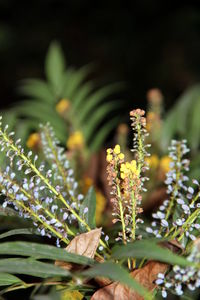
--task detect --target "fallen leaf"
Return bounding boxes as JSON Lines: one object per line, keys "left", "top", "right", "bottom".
{"left": 55, "top": 228, "right": 102, "bottom": 270}
{"left": 91, "top": 261, "right": 168, "bottom": 300}
{"left": 161, "top": 239, "right": 183, "bottom": 254}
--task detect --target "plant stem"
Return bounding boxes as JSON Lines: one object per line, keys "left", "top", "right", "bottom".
{"left": 1, "top": 130, "right": 109, "bottom": 252}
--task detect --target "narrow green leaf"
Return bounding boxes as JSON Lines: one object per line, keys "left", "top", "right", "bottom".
{"left": 82, "top": 262, "right": 152, "bottom": 300}
{"left": 18, "top": 79, "right": 55, "bottom": 102}
{"left": 0, "top": 273, "right": 22, "bottom": 286}
{"left": 0, "top": 258, "right": 70, "bottom": 278}
{"left": 161, "top": 108, "right": 178, "bottom": 151}
{"left": 188, "top": 96, "right": 200, "bottom": 151}
{"left": 112, "top": 240, "right": 193, "bottom": 267}
{"left": 0, "top": 228, "right": 39, "bottom": 240}
{"left": 78, "top": 84, "right": 123, "bottom": 124}
{"left": 90, "top": 117, "right": 120, "bottom": 152}
{"left": 80, "top": 187, "right": 96, "bottom": 232}
{"left": 0, "top": 242, "right": 94, "bottom": 266}
{"left": 72, "top": 81, "right": 94, "bottom": 111}
{"left": 83, "top": 101, "right": 121, "bottom": 142}
{"left": 45, "top": 41, "right": 66, "bottom": 93}
{"left": 62, "top": 64, "right": 93, "bottom": 99}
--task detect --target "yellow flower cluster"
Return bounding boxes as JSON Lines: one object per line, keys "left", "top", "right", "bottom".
{"left": 159, "top": 155, "right": 171, "bottom": 173}
{"left": 106, "top": 145, "right": 124, "bottom": 162}
{"left": 56, "top": 98, "right": 70, "bottom": 115}
{"left": 146, "top": 111, "right": 157, "bottom": 132}
{"left": 67, "top": 131, "right": 84, "bottom": 150}
{"left": 120, "top": 160, "right": 139, "bottom": 179}
{"left": 26, "top": 133, "right": 40, "bottom": 149}
{"left": 145, "top": 154, "right": 171, "bottom": 173}
{"left": 145, "top": 154, "right": 159, "bottom": 169}
{"left": 82, "top": 176, "right": 106, "bottom": 226}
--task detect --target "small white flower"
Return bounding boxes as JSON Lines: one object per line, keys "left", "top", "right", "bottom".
{"left": 161, "top": 290, "right": 167, "bottom": 298}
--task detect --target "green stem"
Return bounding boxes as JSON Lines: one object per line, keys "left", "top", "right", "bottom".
{"left": 1, "top": 130, "right": 109, "bottom": 252}
{"left": 172, "top": 209, "right": 200, "bottom": 240}
{"left": 165, "top": 143, "right": 181, "bottom": 221}
{"left": 117, "top": 185, "right": 127, "bottom": 244}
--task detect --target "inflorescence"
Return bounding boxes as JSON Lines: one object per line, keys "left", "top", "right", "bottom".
{"left": 0, "top": 119, "right": 89, "bottom": 247}
{"left": 106, "top": 109, "right": 150, "bottom": 244}
{"left": 1, "top": 108, "right": 200, "bottom": 298}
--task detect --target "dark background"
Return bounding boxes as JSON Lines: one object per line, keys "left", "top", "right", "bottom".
{"left": 1, "top": 0, "right": 200, "bottom": 110}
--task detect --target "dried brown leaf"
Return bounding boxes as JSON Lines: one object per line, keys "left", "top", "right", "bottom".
{"left": 91, "top": 261, "right": 168, "bottom": 300}
{"left": 161, "top": 239, "right": 183, "bottom": 254}
{"left": 55, "top": 228, "right": 102, "bottom": 270}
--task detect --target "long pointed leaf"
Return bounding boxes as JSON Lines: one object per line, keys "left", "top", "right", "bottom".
{"left": 18, "top": 79, "right": 55, "bottom": 102}
{"left": 112, "top": 239, "right": 193, "bottom": 267}
{"left": 0, "top": 258, "right": 70, "bottom": 278}
{"left": 0, "top": 242, "right": 94, "bottom": 266}
{"left": 82, "top": 262, "right": 152, "bottom": 300}
{"left": 0, "top": 273, "right": 23, "bottom": 286}
{"left": 83, "top": 101, "right": 122, "bottom": 142}
{"left": 90, "top": 117, "right": 120, "bottom": 152}
{"left": 78, "top": 84, "right": 123, "bottom": 124}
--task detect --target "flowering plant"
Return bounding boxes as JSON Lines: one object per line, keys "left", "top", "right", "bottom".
{"left": 0, "top": 108, "right": 200, "bottom": 299}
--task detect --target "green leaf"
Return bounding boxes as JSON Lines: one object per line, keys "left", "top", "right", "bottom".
{"left": 83, "top": 101, "right": 121, "bottom": 142}
{"left": 0, "top": 228, "right": 39, "bottom": 240}
{"left": 161, "top": 108, "right": 177, "bottom": 151}
{"left": 112, "top": 239, "right": 193, "bottom": 267}
{"left": 80, "top": 187, "right": 96, "bottom": 232}
{"left": 15, "top": 101, "right": 67, "bottom": 143}
{"left": 72, "top": 81, "right": 94, "bottom": 111}
{"left": 0, "top": 273, "right": 23, "bottom": 286}
{"left": 188, "top": 96, "right": 200, "bottom": 151}
{"left": 18, "top": 79, "right": 55, "bottom": 102}
{"left": 0, "top": 242, "right": 94, "bottom": 266}
{"left": 82, "top": 262, "right": 152, "bottom": 300}
{"left": 0, "top": 258, "right": 70, "bottom": 278}
{"left": 45, "top": 41, "right": 66, "bottom": 94}
{"left": 78, "top": 84, "right": 122, "bottom": 124}
{"left": 62, "top": 64, "right": 93, "bottom": 99}
{"left": 161, "top": 84, "right": 200, "bottom": 151}
{"left": 90, "top": 117, "right": 120, "bottom": 152}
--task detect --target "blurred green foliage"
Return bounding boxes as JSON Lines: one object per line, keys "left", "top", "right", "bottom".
{"left": 2, "top": 42, "right": 122, "bottom": 154}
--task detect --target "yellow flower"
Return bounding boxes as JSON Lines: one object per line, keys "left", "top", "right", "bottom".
{"left": 96, "top": 190, "right": 106, "bottom": 225}
{"left": 120, "top": 172, "right": 126, "bottom": 179}
{"left": 113, "top": 144, "right": 120, "bottom": 155}
{"left": 57, "top": 286, "right": 83, "bottom": 300}
{"left": 130, "top": 160, "right": 139, "bottom": 175}
{"left": 118, "top": 153, "right": 124, "bottom": 160}
{"left": 120, "top": 163, "right": 127, "bottom": 172}
{"left": 56, "top": 98, "right": 70, "bottom": 115}
{"left": 82, "top": 176, "right": 106, "bottom": 226}
{"left": 120, "top": 160, "right": 139, "bottom": 179}
{"left": 159, "top": 156, "right": 172, "bottom": 173}
{"left": 26, "top": 133, "right": 40, "bottom": 149}
{"left": 107, "top": 148, "right": 112, "bottom": 154}
{"left": 145, "top": 154, "right": 159, "bottom": 169}
{"left": 146, "top": 112, "right": 157, "bottom": 132}
{"left": 106, "top": 154, "right": 113, "bottom": 162}
{"left": 67, "top": 131, "right": 84, "bottom": 150}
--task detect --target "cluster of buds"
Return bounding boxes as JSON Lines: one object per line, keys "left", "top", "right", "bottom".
{"left": 146, "top": 88, "right": 163, "bottom": 134}
{"left": 107, "top": 109, "right": 150, "bottom": 244}
{"left": 130, "top": 109, "right": 150, "bottom": 177}
{"left": 146, "top": 139, "right": 200, "bottom": 243}
{"left": 106, "top": 144, "right": 142, "bottom": 243}
{"left": 156, "top": 239, "right": 200, "bottom": 298}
